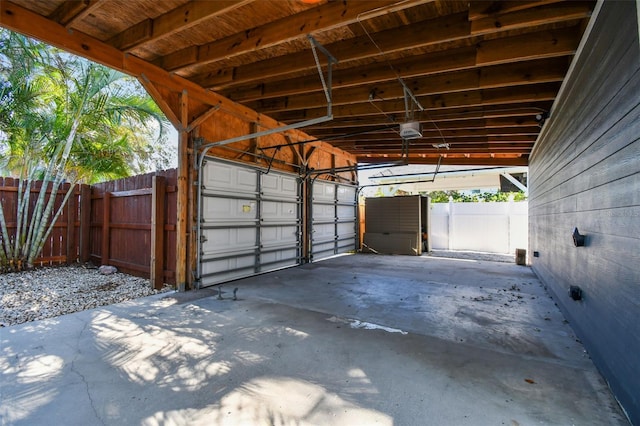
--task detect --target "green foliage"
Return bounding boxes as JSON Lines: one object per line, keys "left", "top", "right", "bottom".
{"left": 0, "top": 29, "right": 170, "bottom": 183}
{"left": 0, "top": 29, "right": 171, "bottom": 270}
{"left": 425, "top": 190, "right": 527, "bottom": 203}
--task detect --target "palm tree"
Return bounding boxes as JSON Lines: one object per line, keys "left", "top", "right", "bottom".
{"left": 0, "top": 30, "right": 169, "bottom": 270}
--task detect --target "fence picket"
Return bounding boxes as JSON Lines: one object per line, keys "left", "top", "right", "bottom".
{"left": 0, "top": 170, "right": 177, "bottom": 284}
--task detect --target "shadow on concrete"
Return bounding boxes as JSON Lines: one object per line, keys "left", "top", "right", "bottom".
{"left": 0, "top": 254, "right": 629, "bottom": 425}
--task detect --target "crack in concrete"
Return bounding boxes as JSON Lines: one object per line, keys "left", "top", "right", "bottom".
{"left": 69, "top": 317, "right": 105, "bottom": 426}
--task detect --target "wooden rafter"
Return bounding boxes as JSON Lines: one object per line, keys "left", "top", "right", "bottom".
{"left": 48, "top": 0, "right": 102, "bottom": 28}
{"left": 244, "top": 57, "right": 568, "bottom": 114}
{"left": 108, "top": 1, "right": 253, "bottom": 52}
{"left": 0, "top": 0, "right": 596, "bottom": 168}
{"left": 156, "top": 0, "right": 428, "bottom": 72}
{"left": 271, "top": 82, "right": 561, "bottom": 123}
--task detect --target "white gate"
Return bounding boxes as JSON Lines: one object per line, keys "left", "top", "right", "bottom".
{"left": 199, "top": 158, "right": 302, "bottom": 287}
{"left": 310, "top": 180, "right": 358, "bottom": 261}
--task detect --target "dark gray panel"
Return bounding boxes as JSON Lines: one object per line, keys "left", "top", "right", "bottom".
{"left": 365, "top": 196, "right": 420, "bottom": 233}
{"left": 529, "top": 1, "right": 640, "bottom": 423}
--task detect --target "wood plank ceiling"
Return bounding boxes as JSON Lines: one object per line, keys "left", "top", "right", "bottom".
{"left": 2, "top": 0, "right": 595, "bottom": 166}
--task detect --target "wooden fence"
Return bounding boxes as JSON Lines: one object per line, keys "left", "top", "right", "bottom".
{"left": 0, "top": 170, "right": 177, "bottom": 288}
{"left": 0, "top": 177, "right": 81, "bottom": 268}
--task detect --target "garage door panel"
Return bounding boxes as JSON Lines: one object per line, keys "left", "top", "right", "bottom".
{"left": 202, "top": 227, "right": 257, "bottom": 254}
{"left": 314, "top": 181, "right": 335, "bottom": 201}
{"left": 199, "top": 158, "right": 301, "bottom": 287}
{"left": 202, "top": 256, "right": 256, "bottom": 283}
{"left": 202, "top": 197, "right": 258, "bottom": 223}
{"left": 311, "top": 181, "right": 357, "bottom": 261}
{"left": 261, "top": 225, "right": 299, "bottom": 245}
{"left": 262, "top": 173, "right": 298, "bottom": 200}
{"left": 202, "top": 161, "right": 258, "bottom": 193}
{"left": 337, "top": 222, "right": 356, "bottom": 236}
{"left": 337, "top": 185, "right": 356, "bottom": 201}
{"left": 313, "top": 222, "right": 335, "bottom": 239}
{"left": 261, "top": 200, "right": 298, "bottom": 221}
{"left": 313, "top": 204, "right": 335, "bottom": 220}
{"left": 260, "top": 248, "right": 299, "bottom": 268}
{"left": 337, "top": 205, "right": 356, "bottom": 220}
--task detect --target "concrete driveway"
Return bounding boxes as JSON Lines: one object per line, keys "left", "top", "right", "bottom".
{"left": 0, "top": 254, "right": 628, "bottom": 425}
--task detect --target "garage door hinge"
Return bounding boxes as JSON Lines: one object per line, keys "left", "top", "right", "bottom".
{"left": 200, "top": 235, "right": 208, "bottom": 243}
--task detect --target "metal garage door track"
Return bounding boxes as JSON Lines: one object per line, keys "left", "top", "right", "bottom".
{"left": 0, "top": 254, "right": 628, "bottom": 425}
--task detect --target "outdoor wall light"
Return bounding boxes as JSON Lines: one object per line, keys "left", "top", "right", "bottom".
{"left": 572, "top": 227, "right": 586, "bottom": 247}
{"left": 535, "top": 111, "right": 549, "bottom": 127}
{"left": 569, "top": 285, "right": 583, "bottom": 301}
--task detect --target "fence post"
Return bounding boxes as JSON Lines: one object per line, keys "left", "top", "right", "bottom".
{"left": 101, "top": 192, "right": 111, "bottom": 265}
{"left": 66, "top": 184, "right": 77, "bottom": 264}
{"left": 79, "top": 185, "right": 92, "bottom": 263}
{"left": 150, "top": 176, "right": 166, "bottom": 290}
{"left": 448, "top": 198, "right": 454, "bottom": 250}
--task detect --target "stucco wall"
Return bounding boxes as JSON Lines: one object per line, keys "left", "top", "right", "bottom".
{"left": 528, "top": 1, "right": 640, "bottom": 423}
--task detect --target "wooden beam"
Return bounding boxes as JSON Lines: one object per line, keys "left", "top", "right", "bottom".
{"left": 220, "top": 22, "right": 578, "bottom": 100}
{"left": 476, "top": 26, "right": 582, "bottom": 66}
{"left": 356, "top": 156, "right": 529, "bottom": 166}
{"left": 195, "top": 12, "right": 582, "bottom": 91}
{"left": 138, "top": 75, "right": 181, "bottom": 129}
{"left": 245, "top": 57, "right": 568, "bottom": 114}
{"left": 468, "top": 0, "right": 564, "bottom": 21}
{"left": 310, "top": 118, "right": 541, "bottom": 137}
{"left": 109, "top": 1, "right": 252, "bottom": 51}
{"left": 222, "top": 46, "right": 477, "bottom": 100}
{"left": 0, "top": 1, "right": 277, "bottom": 127}
{"left": 305, "top": 105, "right": 550, "bottom": 130}
{"left": 285, "top": 135, "right": 305, "bottom": 167}
{"left": 471, "top": 1, "right": 593, "bottom": 35}
{"left": 272, "top": 82, "right": 560, "bottom": 122}
{"left": 48, "top": 0, "right": 102, "bottom": 28}
{"left": 175, "top": 91, "right": 189, "bottom": 291}
{"left": 1, "top": 0, "right": 349, "bottom": 168}
{"left": 333, "top": 143, "right": 535, "bottom": 153}
{"left": 158, "top": 0, "right": 427, "bottom": 72}
{"left": 185, "top": 104, "right": 222, "bottom": 133}
{"left": 347, "top": 142, "right": 535, "bottom": 150}
{"left": 192, "top": 11, "right": 472, "bottom": 85}
{"left": 222, "top": 31, "right": 574, "bottom": 102}
{"left": 150, "top": 175, "right": 166, "bottom": 290}
{"left": 326, "top": 128, "right": 540, "bottom": 142}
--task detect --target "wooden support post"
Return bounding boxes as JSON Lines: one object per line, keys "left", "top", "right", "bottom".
{"left": 101, "top": 192, "right": 111, "bottom": 265}
{"left": 79, "top": 184, "right": 91, "bottom": 263}
{"left": 250, "top": 122, "right": 259, "bottom": 164}
{"left": 189, "top": 127, "right": 200, "bottom": 290}
{"left": 66, "top": 185, "right": 77, "bottom": 264}
{"left": 175, "top": 91, "right": 189, "bottom": 291}
{"left": 331, "top": 153, "right": 336, "bottom": 180}
{"left": 150, "top": 175, "right": 166, "bottom": 290}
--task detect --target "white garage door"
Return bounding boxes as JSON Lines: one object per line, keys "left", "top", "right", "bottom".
{"left": 311, "top": 180, "right": 358, "bottom": 261}
{"left": 199, "top": 158, "right": 302, "bottom": 287}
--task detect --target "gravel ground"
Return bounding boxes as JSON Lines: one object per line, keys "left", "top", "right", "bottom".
{"left": 0, "top": 265, "right": 173, "bottom": 327}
